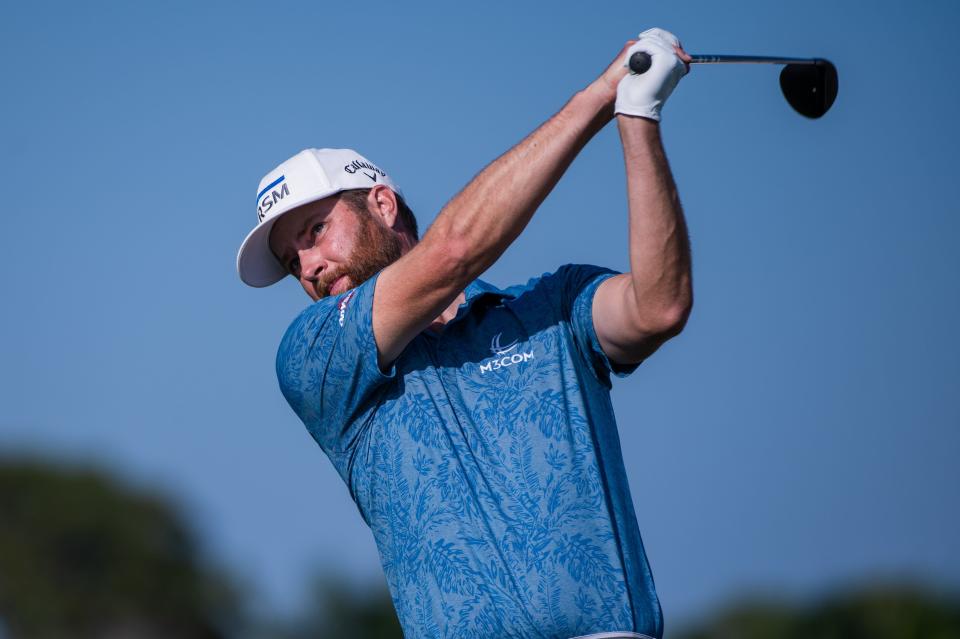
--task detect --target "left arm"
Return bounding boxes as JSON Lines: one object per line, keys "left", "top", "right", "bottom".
{"left": 592, "top": 34, "right": 694, "bottom": 366}
{"left": 593, "top": 114, "right": 693, "bottom": 365}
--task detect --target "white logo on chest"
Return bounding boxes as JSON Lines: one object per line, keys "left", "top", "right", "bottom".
{"left": 479, "top": 332, "right": 534, "bottom": 374}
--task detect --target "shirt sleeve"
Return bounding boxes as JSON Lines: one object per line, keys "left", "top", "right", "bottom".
{"left": 551, "top": 263, "right": 642, "bottom": 386}
{"left": 275, "top": 272, "right": 394, "bottom": 455}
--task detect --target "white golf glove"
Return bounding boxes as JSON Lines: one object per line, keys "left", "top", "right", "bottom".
{"left": 615, "top": 28, "right": 688, "bottom": 121}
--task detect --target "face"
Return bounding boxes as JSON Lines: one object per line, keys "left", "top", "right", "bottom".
{"left": 268, "top": 193, "right": 404, "bottom": 301}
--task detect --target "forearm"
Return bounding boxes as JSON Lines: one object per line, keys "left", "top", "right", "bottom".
{"left": 373, "top": 81, "right": 616, "bottom": 368}
{"left": 618, "top": 116, "right": 692, "bottom": 327}
{"left": 425, "top": 82, "right": 613, "bottom": 281}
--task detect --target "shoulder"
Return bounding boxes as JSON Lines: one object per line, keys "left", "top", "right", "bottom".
{"left": 277, "top": 296, "right": 340, "bottom": 357}
{"left": 522, "top": 263, "right": 618, "bottom": 288}
{"left": 275, "top": 280, "right": 371, "bottom": 373}
{"left": 513, "top": 264, "right": 621, "bottom": 306}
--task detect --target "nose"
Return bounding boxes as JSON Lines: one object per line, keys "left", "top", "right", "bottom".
{"left": 297, "top": 246, "right": 327, "bottom": 282}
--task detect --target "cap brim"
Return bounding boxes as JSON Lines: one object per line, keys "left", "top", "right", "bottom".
{"left": 236, "top": 191, "right": 338, "bottom": 287}
{"left": 236, "top": 215, "right": 288, "bottom": 287}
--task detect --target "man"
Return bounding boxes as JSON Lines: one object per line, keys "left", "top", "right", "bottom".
{"left": 237, "top": 28, "right": 693, "bottom": 639}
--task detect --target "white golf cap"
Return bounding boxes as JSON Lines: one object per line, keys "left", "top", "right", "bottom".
{"left": 236, "top": 148, "right": 402, "bottom": 287}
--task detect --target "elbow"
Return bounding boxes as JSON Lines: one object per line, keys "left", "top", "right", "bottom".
{"left": 656, "top": 298, "right": 692, "bottom": 337}
{"left": 644, "top": 286, "right": 693, "bottom": 338}
{"left": 421, "top": 231, "right": 474, "bottom": 283}
{"left": 422, "top": 214, "right": 489, "bottom": 284}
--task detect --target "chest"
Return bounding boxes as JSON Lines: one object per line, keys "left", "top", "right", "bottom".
{"left": 371, "top": 298, "right": 594, "bottom": 451}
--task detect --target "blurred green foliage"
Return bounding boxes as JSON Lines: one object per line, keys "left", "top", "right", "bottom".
{"left": 674, "top": 585, "right": 960, "bottom": 639}
{"left": 252, "top": 576, "right": 402, "bottom": 639}
{"left": 2, "top": 455, "right": 959, "bottom": 639}
{"left": 0, "top": 457, "right": 239, "bottom": 638}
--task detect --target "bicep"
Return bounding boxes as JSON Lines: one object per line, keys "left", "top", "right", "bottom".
{"left": 372, "top": 240, "right": 470, "bottom": 369}
{"left": 592, "top": 273, "right": 674, "bottom": 366}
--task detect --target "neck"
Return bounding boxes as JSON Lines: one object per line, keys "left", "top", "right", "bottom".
{"left": 426, "top": 291, "right": 466, "bottom": 333}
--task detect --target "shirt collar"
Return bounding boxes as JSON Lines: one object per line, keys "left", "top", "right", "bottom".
{"left": 464, "top": 278, "right": 511, "bottom": 302}
{"left": 451, "top": 278, "right": 514, "bottom": 324}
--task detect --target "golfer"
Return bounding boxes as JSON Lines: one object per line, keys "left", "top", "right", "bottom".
{"left": 238, "top": 29, "right": 693, "bottom": 639}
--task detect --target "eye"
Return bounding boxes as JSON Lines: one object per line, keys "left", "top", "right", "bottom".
{"left": 288, "top": 256, "right": 301, "bottom": 276}
{"left": 311, "top": 222, "right": 325, "bottom": 236}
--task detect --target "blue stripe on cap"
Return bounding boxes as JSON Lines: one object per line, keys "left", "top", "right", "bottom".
{"left": 257, "top": 175, "right": 286, "bottom": 203}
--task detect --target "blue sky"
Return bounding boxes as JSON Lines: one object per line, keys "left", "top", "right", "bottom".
{"left": 2, "top": 0, "right": 958, "bottom": 624}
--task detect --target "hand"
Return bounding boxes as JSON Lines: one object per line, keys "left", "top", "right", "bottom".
{"left": 595, "top": 39, "right": 640, "bottom": 104}
{"left": 614, "top": 28, "right": 691, "bottom": 121}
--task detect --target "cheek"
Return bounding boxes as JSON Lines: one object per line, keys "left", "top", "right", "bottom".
{"left": 327, "top": 228, "right": 355, "bottom": 261}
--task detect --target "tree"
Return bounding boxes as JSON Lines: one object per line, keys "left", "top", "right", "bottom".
{"left": 251, "top": 573, "right": 403, "bottom": 639}
{"left": 676, "top": 584, "right": 960, "bottom": 639}
{"left": 0, "top": 457, "right": 239, "bottom": 639}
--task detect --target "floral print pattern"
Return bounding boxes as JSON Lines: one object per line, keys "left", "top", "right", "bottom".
{"left": 277, "top": 265, "right": 663, "bottom": 639}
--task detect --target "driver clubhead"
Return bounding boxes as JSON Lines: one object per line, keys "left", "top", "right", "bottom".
{"left": 779, "top": 59, "right": 838, "bottom": 118}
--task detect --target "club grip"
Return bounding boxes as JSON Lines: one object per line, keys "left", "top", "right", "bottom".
{"left": 629, "top": 51, "right": 652, "bottom": 74}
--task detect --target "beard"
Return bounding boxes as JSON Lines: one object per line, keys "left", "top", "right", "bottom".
{"left": 317, "top": 212, "right": 404, "bottom": 299}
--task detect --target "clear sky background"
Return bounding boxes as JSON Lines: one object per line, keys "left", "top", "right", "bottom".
{"left": 2, "top": 0, "right": 958, "bottom": 627}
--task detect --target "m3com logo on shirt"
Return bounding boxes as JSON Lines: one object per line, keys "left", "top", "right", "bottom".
{"left": 479, "top": 332, "right": 534, "bottom": 374}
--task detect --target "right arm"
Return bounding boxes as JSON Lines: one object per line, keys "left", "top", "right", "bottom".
{"left": 373, "top": 44, "right": 635, "bottom": 369}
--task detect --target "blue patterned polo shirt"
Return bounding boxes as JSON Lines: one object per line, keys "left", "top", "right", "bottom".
{"left": 276, "top": 264, "right": 663, "bottom": 639}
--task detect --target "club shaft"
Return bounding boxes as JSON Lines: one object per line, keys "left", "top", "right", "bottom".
{"left": 690, "top": 54, "right": 820, "bottom": 65}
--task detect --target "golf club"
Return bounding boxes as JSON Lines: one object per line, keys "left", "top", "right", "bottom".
{"left": 628, "top": 52, "right": 839, "bottom": 119}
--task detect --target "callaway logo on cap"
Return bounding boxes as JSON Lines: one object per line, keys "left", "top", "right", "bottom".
{"left": 236, "top": 148, "right": 402, "bottom": 287}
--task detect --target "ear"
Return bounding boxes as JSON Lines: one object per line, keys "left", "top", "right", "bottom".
{"left": 367, "top": 185, "right": 399, "bottom": 229}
